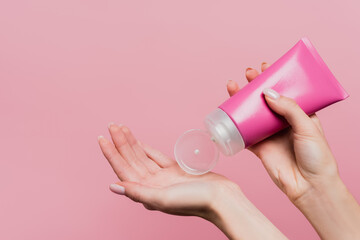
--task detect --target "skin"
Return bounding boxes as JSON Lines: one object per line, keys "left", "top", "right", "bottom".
{"left": 98, "top": 62, "right": 360, "bottom": 240}
{"left": 98, "top": 124, "right": 287, "bottom": 239}
{"left": 228, "top": 63, "right": 339, "bottom": 203}
{"left": 228, "top": 62, "right": 360, "bottom": 240}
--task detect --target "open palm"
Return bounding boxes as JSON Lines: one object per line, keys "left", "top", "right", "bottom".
{"left": 98, "top": 123, "right": 239, "bottom": 217}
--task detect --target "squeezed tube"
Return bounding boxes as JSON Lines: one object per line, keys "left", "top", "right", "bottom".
{"left": 205, "top": 37, "right": 349, "bottom": 156}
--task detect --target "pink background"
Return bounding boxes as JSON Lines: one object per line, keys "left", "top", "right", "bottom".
{"left": 1, "top": 1, "right": 359, "bottom": 239}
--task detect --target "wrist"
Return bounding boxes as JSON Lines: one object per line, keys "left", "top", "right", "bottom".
{"left": 206, "top": 180, "right": 287, "bottom": 240}
{"left": 292, "top": 173, "right": 344, "bottom": 209}
{"left": 205, "top": 180, "right": 245, "bottom": 222}
{"left": 293, "top": 175, "right": 360, "bottom": 240}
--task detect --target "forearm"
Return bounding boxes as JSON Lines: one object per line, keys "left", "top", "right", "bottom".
{"left": 207, "top": 184, "right": 288, "bottom": 240}
{"left": 294, "top": 176, "right": 360, "bottom": 240}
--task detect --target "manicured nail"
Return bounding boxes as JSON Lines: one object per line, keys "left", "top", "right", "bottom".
{"left": 98, "top": 135, "right": 104, "bottom": 141}
{"left": 263, "top": 88, "right": 280, "bottom": 100}
{"left": 246, "top": 67, "right": 253, "bottom": 72}
{"left": 109, "top": 184, "right": 125, "bottom": 195}
{"left": 262, "top": 62, "right": 267, "bottom": 66}
{"left": 108, "top": 122, "right": 115, "bottom": 129}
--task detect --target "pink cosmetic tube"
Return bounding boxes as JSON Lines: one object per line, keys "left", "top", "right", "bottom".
{"left": 205, "top": 37, "right": 349, "bottom": 156}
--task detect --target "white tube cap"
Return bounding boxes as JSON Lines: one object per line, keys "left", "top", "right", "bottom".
{"left": 174, "top": 129, "right": 219, "bottom": 175}
{"left": 174, "top": 108, "right": 244, "bottom": 175}
{"left": 204, "top": 108, "right": 245, "bottom": 156}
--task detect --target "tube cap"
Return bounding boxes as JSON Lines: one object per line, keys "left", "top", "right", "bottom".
{"left": 204, "top": 108, "right": 245, "bottom": 156}
{"left": 174, "top": 129, "right": 219, "bottom": 175}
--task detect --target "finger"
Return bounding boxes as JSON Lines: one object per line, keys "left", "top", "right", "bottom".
{"left": 139, "top": 142, "right": 175, "bottom": 168}
{"left": 98, "top": 136, "right": 138, "bottom": 181}
{"left": 121, "top": 126, "right": 161, "bottom": 173}
{"left": 261, "top": 62, "right": 270, "bottom": 72}
{"left": 227, "top": 80, "right": 240, "bottom": 97}
{"left": 262, "top": 88, "right": 319, "bottom": 136}
{"left": 245, "top": 68, "right": 259, "bottom": 82}
{"left": 227, "top": 64, "right": 267, "bottom": 97}
{"left": 309, "top": 114, "right": 325, "bottom": 136}
{"left": 109, "top": 182, "right": 164, "bottom": 209}
{"left": 108, "top": 123, "right": 148, "bottom": 177}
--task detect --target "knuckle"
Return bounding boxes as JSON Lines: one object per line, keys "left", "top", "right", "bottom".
{"left": 281, "top": 97, "right": 303, "bottom": 118}
{"left": 283, "top": 97, "right": 298, "bottom": 108}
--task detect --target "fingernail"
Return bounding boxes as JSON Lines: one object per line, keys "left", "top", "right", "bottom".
{"left": 109, "top": 184, "right": 125, "bottom": 195}
{"left": 262, "top": 62, "right": 267, "bottom": 66}
{"left": 98, "top": 135, "right": 104, "bottom": 141}
{"left": 108, "top": 122, "right": 115, "bottom": 129}
{"left": 118, "top": 123, "right": 123, "bottom": 127}
{"left": 227, "top": 79, "right": 233, "bottom": 84}
{"left": 263, "top": 88, "right": 280, "bottom": 100}
{"left": 246, "top": 67, "right": 253, "bottom": 72}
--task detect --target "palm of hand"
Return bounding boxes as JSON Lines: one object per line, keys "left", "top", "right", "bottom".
{"left": 141, "top": 165, "right": 231, "bottom": 216}
{"left": 98, "top": 123, "right": 233, "bottom": 217}
{"left": 250, "top": 126, "right": 314, "bottom": 201}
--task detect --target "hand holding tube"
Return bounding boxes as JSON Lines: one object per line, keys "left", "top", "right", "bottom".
{"left": 227, "top": 63, "right": 360, "bottom": 240}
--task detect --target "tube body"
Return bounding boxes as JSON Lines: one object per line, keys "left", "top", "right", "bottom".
{"left": 218, "top": 37, "right": 348, "bottom": 149}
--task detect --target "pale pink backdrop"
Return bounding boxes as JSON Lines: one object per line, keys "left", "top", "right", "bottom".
{"left": 1, "top": 0, "right": 359, "bottom": 239}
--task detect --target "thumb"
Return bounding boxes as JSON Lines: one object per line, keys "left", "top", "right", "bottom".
{"left": 263, "top": 88, "right": 317, "bottom": 135}
{"left": 109, "top": 182, "right": 163, "bottom": 207}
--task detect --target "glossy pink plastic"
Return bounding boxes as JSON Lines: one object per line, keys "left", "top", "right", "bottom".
{"left": 219, "top": 37, "right": 349, "bottom": 148}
